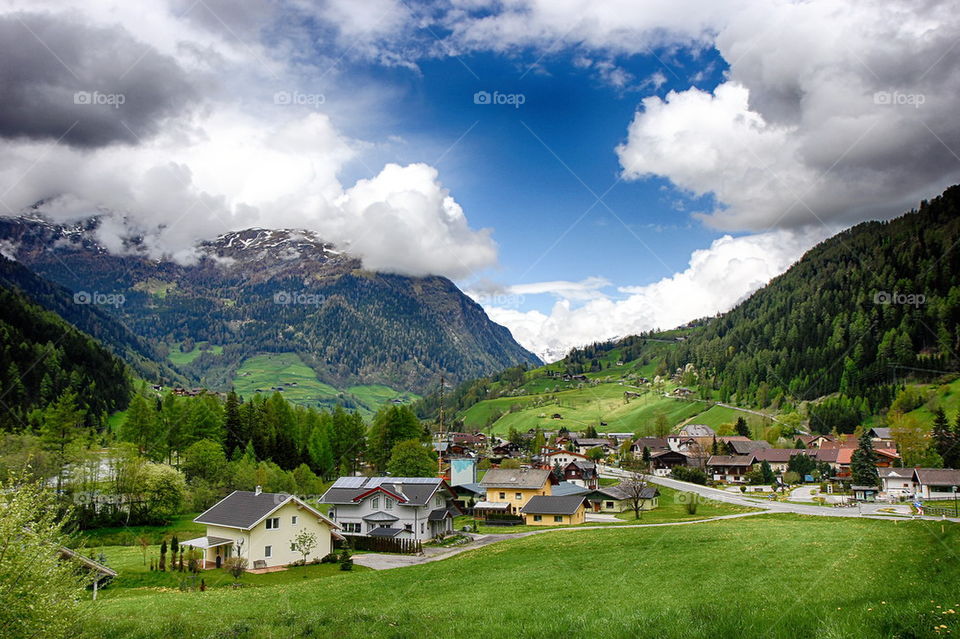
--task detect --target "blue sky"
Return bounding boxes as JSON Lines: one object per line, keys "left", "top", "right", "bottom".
{"left": 2, "top": 1, "right": 957, "bottom": 361}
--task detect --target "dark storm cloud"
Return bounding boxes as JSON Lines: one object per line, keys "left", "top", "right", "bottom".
{"left": 0, "top": 12, "right": 200, "bottom": 148}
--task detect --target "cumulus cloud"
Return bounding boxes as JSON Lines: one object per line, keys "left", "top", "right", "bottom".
{"left": 0, "top": 1, "right": 498, "bottom": 279}
{"left": 483, "top": 229, "right": 832, "bottom": 362}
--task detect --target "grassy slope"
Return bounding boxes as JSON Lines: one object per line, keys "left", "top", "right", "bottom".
{"left": 87, "top": 515, "right": 960, "bottom": 639}
{"left": 168, "top": 341, "right": 223, "bottom": 367}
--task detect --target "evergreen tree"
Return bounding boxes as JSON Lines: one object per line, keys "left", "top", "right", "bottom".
{"left": 735, "top": 417, "right": 750, "bottom": 438}
{"left": 223, "top": 391, "right": 243, "bottom": 458}
{"left": 932, "top": 407, "right": 957, "bottom": 467}
{"left": 850, "top": 432, "right": 880, "bottom": 487}
{"left": 119, "top": 392, "right": 159, "bottom": 457}
{"left": 39, "top": 390, "right": 85, "bottom": 492}
{"left": 760, "top": 460, "right": 776, "bottom": 484}
{"left": 308, "top": 418, "right": 335, "bottom": 478}
{"left": 368, "top": 406, "right": 421, "bottom": 471}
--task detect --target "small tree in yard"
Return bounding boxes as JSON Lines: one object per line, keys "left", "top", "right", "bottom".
{"left": 291, "top": 529, "right": 318, "bottom": 565}
{"left": 159, "top": 539, "right": 167, "bottom": 571}
{"left": 622, "top": 479, "right": 650, "bottom": 520}
{"left": 338, "top": 549, "right": 353, "bottom": 571}
{"left": 224, "top": 556, "right": 248, "bottom": 585}
{"left": 137, "top": 534, "right": 151, "bottom": 566}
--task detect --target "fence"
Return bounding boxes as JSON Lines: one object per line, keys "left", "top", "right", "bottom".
{"left": 341, "top": 535, "right": 423, "bottom": 554}
{"left": 923, "top": 503, "right": 960, "bottom": 517}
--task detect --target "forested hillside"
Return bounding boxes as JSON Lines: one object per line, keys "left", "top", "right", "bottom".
{"left": 0, "top": 282, "right": 131, "bottom": 430}
{"left": 667, "top": 186, "right": 960, "bottom": 430}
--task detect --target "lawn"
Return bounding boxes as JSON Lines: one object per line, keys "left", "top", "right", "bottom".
{"left": 84, "top": 514, "right": 960, "bottom": 638}
{"left": 168, "top": 341, "right": 223, "bottom": 366}
{"left": 77, "top": 513, "right": 205, "bottom": 547}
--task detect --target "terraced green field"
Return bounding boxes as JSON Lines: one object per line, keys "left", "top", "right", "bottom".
{"left": 84, "top": 514, "right": 960, "bottom": 639}
{"left": 167, "top": 341, "right": 223, "bottom": 366}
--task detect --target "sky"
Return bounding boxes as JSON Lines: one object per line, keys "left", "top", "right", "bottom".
{"left": 0, "top": 0, "right": 959, "bottom": 362}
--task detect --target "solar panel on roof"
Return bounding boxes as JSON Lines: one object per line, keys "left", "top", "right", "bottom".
{"left": 332, "top": 477, "right": 367, "bottom": 488}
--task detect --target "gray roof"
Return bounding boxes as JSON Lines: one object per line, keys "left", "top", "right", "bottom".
{"left": 573, "top": 438, "right": 613, "bottom": 447}
{"left": 480, "top": 468, "right": 553, "bottom": 489}
{"left": 362, "top": 511, "right": 399, "bottom": 522}
{"left": 869, "top": 427, "right": 893, "bottom": 439}
{"left": 632, "top": 437, "right": 670, "bottom": 450}
{"left": 753, "top": 449, "right": 807, "bottom": 463}
{"left": 914, "top": 468, "right": 960, "bottom": 486}
{"left": 680, "top": 424, "right": 716, "bottom": 437}
{"left": 552, "top": 481, "right": 591, "bottom": 497}
{"left": 707, "top": 455, "right": 756, "bottom": 467}
{"left": 195, "top": 490, "right": 293, "bottom": 529}
{"left": 368, "top": 527, "right": 405, "bottom": 538}
{"left": 588, "top": 484, "right": 659, "bottom": 501}
{"left": 879, "top": 467, "right": 915, "bottom": 479}
{"left": 455, "top": 482, "right": 486, "bottom": 496}
{"left": 521, "top": 495, "right": 587, "bottom": 516}
{"left": 728, "top": 440, "right": 772, "bottom": 454}
{"left": 427, "top": 507, "right": 456, "bottom": 521}
{"left": 321, "top": 477, "right": 448, "bottom": 506}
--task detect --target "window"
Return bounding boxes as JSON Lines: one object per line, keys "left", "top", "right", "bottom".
{"left": 499, "top": 492, "right": 506, "bottom": 500}
{"left": 264, "top": 545, "right": 272, "bottom": 558}
{"left": 515, "top": 492, "right": 522, "bottom": 500}
{"left": 386, "top": 499, "right": 394, "bottom": 510}
{"left": 605, "top": 502, "right": 614, "bottom": 509}
{"left": 533, "top": 515, "right": 542, "bottom": 522}
{"left": 342, "top": 522, "right": 361, "bottom": 533}
{"left": 420, "top": 523, "right": 424, "bottom": 534}
{"left": 265, "top": 517, "right": 280, "bottom": 530}
{"left": 435, "top": 496, "right": 443, "bottom": 506}
{"left": 404, "top": 523, "right": 412, "bottom": 531}
{"left": 291, "top": 515, "right": 298, "bottom": 526}
{"left": 372, "top": 497, "right": 380, "bottom": 509}
{"left": 554, "top": 515, "right": 563, "bottom": 523}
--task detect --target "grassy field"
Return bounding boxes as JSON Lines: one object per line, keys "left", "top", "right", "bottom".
{"left": 76, "top": 513, "right": 205, "bottom": 547}
{"left": 460, "top": 383, "right": 709, "bottom": 435}
{"left": 168, "top": 341, "right": 224, "bottom": 366}
{"left": 232, "top": 353, "right": 341, "bottom": 404}
{"left": 84, "top": 514, "right": 960, "bottom": 638}
{"left": 87, "top": 544, "right": 367, "bottom": 599}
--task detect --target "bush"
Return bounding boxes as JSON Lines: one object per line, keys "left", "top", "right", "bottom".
{"left": 670, "top": 466, "right": 708, "bottom": 485}
{"left": 320, "top": 553, "right": 338, "bottom": 564}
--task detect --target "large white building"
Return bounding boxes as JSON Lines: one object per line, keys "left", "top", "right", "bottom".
{"left": 320, "top": 477, "right": 459, "bottom": 541}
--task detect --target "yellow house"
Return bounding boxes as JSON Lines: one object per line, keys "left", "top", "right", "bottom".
{"left": 184, "top": 487, "right": 340, "bottom": 570}
{"left": 477, "top": 468, "right": 558, "bottom": 515}
{"left": 520, "top": 495, "right": 587, "bottom": 525}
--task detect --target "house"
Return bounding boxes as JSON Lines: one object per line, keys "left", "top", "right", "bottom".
{"left": 478, "top": 468, "right": 558, "bottom": 515}
{"left": 852, "top": 485, "right": 880, "bottom": 501}
{"left": 187, "top": 487, "right": 339, "bottom": 569}
{"left": 520, "top": 495, "right": 587, "bottom": 525}
{"left": 797, "top": 434, "right": 833, "bottom": 449}
{"left": 879, "top": 467, "right": 916, "bottom": 497}
{"left": 571, "top": 437, "right": 615, "bottom": 455}
{"left": 631, "top": 437, "right": 671, "bottom": 456}
{"left": 491, "top": 441, "right": 522, "bottom": 457}
{"left": 650, "top": 450, "right": 691, "bottom": 475}
{"left": 560, "top": 460, "right": 599, "bottom": 489}
{"left": 707, "top": 455, "right": 756, "bottom": 483}
{"left": 679, "top": 424, "right": 715, "bottom": 438}
{"left": 582, "top": 485, "right": 659, "bottom": 513}
{"left": 542, "top": 448, "right": 589, "bottom": 467}
{"left": 672, "top": 387, "right": 694, "bottom": 397}
{"left": 913, "top": 468, "right": 960, "bottom": 499}
{"left": 725, "top": 439, "right": 772, "bottom": 455}
{"left": 552, "top": 481, "right": 591, "bottom": 497}
{"left": 321, "top": 477, "right": 459, "bottom": 541}
{"left": 752, "top": 449, "right": 808, "bottom": 474}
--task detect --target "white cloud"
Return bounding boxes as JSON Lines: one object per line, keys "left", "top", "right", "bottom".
{"left": 484, "top": 229, "right": 831, "bottom": 362}
{"left": 0, "top": 1, "right": 498, "bottom": 279}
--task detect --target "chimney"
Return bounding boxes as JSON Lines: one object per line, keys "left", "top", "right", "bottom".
{"left": 255, "top": 485, "right": 262, "bottom": 496}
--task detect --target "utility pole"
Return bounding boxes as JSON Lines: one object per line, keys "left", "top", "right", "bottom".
{"left": 438, "top": 375, "right": 445, "bottom": 477}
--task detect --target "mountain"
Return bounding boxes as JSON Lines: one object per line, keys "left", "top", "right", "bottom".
{"left": 0, "top": 272, "right": 132, "bottom": 429}
{"left": 0, "top": 216, "right": 541, "bottom": 396}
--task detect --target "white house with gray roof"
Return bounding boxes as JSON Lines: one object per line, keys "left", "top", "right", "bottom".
{"left": 320, "top": 477, "right": 459, "bottom": 541}
{"left": 184, "top": 487, "right": 340, "bottom": 570}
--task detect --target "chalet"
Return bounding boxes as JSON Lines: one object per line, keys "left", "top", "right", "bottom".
{"left": 582, "top": 485, "right": 659, "bottom": 513}
{"left": 812, "top": 447, "right": 900, "bottom": 479}
{"left": 672, "top": 387, "right": 694, "bottom": 397}
{"left": 560, "top": 460, "right": 599, "bottom": 489}
{"left": 491, "top": 441, "right": 522, "bottom": 457}
{"left": 650, "top": 450, "right": 691, "bottom": 475}
{"left": 752, "top": 449, "right": 808, "bottom": 475}
{"left": 725, "top": 438, "right": 772, "bottom": 455}
{"left": 797, "top": 434, "right": 833, "bottom": 449}
{"left": 520, "top": 495, "right": 587, "bottom": 525}
{"left": 707, "top": 455, "right": 756, "bottom": 483}
{"left": 879, "top": 467, "right": 916, "bottom": 497}
{"left": 321, "top": 477, "right": 459, "bottom": 541}
{"left": 542, "top": 448, "right": 589, "bottom": 467}
{"left": 572, "top": 437, "right": 615, "bottom": 455}
{"left": 187, "top": 487, "right": 340, "bottom": 569}
{"left": 913, "top": 468, "right": 960, "bottom": 499}
{"left": 631, "top": 437, "right": 670, "bottom": 456}
{"left": 478, "top": 468, "right": 557, "bottom": 515}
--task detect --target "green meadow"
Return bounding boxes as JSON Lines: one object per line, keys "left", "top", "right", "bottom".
{"left": 83, "top": 514, "right": 960, "bottom": 639}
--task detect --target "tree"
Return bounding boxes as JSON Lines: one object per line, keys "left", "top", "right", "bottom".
{"left": 120, "top": 392, "right": 159, "bottom": 457}
{"left": 759, "top": 460, "right": 776, "bottom": 484}
{"left": 308, "top": 417, "right": 335, "bottom": 478}
{"left": 641, "top": 446, "right": 652, "bottom": 471}
{"left": 224, "top": 556, "right": 248, "bottom": 584}
{"left": 584, "top": 425, "right": 599, "bottom": 438}
{"left": 787, "top": 453, "right": 816, "bottom": 479}
{"left": 182, "top": 439, "right": 227, "bottom": 484}
{"left": 386, "top": 439, "right": 437, "bottom": 477}
{"left": 850, "top": 432, "right": 880, "bottom": 488}
{"left": 621, "top": 478, "right": 651, "bottom": 520}
{"left": 500, "top": 458, "right": 522, "bottom": 469}
{"left": 586, "top": 447, "right": 605, "bottom": 462}
{"left": 891, "top": 410, "right": 942, "bottom": 468}
{"left": 653, "top": 413, "right": 670, "bottom": 438}
{"left": 0, "top": 473, "right": 88, "bottom": 639}
{"left": 223, "top": 391, "right": 244, "bottom": 458}
{"left": 368, "top": 406, "right": 421, "bottom": 471}
{"left": 735, "top": 417, "right": 750, "bottom": 438}
{"left": 933, "top": 407, "right": 959, "bottom": 468}
{"left": 290, "top": 529, "right": 318, "bottom": 565}
{"left": 40, "top": 390, "right": 88, "bottom": 493}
